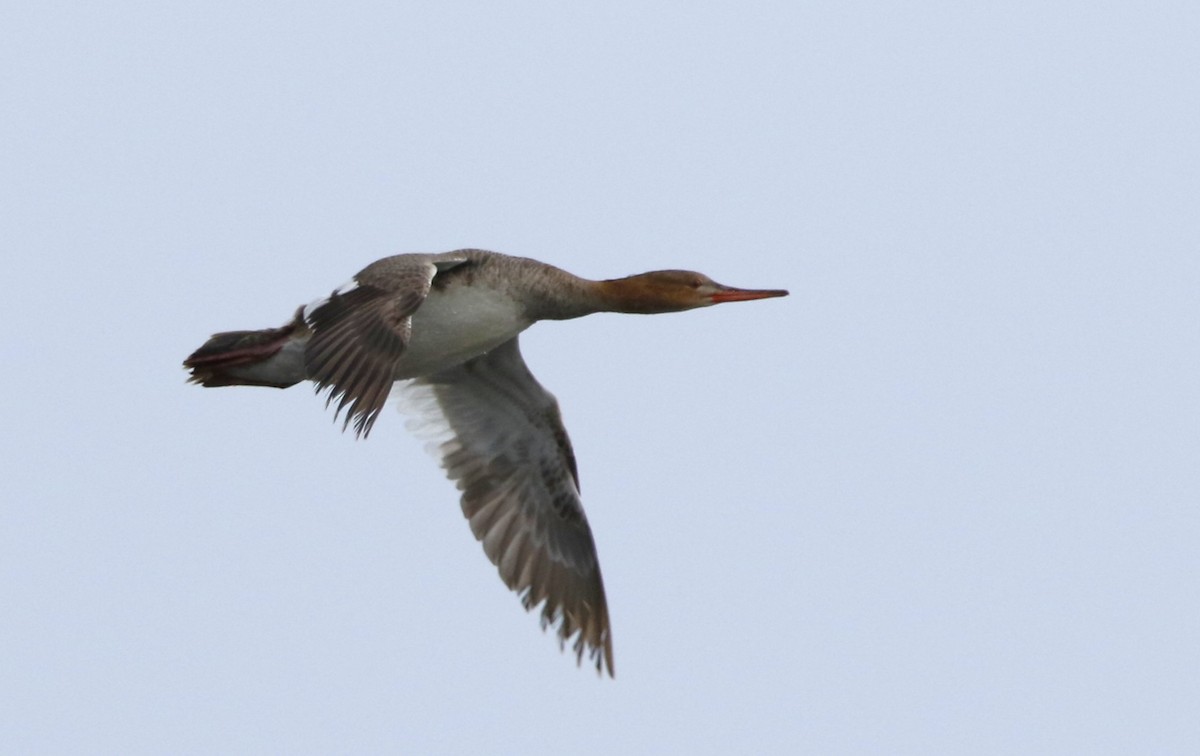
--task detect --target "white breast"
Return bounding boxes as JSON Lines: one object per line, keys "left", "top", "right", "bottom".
{"left": 396, "top": 284, "right": 531, "bottom": 378}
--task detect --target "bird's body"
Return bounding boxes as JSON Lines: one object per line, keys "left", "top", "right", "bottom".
{"left": 184, "top": 248, "right": 787, "bottom": 675}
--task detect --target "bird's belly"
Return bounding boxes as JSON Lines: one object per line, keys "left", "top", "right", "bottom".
{"left": 395, "top": 286, "right": 530, "bottom": 378}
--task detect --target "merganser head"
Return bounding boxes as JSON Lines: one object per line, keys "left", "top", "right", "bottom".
{"left": 601, "top": 270, "right": 789, "bottom": 314}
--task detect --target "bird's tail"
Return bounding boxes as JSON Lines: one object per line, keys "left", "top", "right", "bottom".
{"left": 183, "top": 308, "right": 310, "bottom": 389}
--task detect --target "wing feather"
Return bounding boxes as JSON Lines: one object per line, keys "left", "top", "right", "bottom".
{"left": 400, "top": 336, "right": 614, "bottom": 675}
{"left": 304, "top": 264, "right": 434, "bottom": 438}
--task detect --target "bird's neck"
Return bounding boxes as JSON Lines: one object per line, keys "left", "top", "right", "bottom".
{"left": 466, "top": 254, "right": 680, "bottom": 321}
{"left": 527, "top": 274, "right": 677, "bottom": 320}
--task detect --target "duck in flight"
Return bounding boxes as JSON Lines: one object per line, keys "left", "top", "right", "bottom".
{"left": 184, "top": 249, "right": 788, "bottom": 676}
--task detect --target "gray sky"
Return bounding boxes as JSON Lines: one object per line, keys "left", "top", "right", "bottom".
{"left": 3, "top": 2, "right": 1198, "bottom": 754}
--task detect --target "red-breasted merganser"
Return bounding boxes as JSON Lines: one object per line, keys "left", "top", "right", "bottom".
{"left": 184, "top": 249, "right": 788, "bottom": 676}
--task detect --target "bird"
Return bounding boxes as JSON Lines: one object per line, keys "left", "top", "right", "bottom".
{"left": 183, "top": 248, "right": 788, "bottom": 676}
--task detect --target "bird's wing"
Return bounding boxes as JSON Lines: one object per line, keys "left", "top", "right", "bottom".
{"left": 400, "top": 336, "right": 613, "bottom": 676}
{"left": 303, "top": 255, "right": 466, "bottom": 438}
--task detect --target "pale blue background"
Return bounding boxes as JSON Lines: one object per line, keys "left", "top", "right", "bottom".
{"left": 3, "top": 3, "right": 1197, "bottom": 754}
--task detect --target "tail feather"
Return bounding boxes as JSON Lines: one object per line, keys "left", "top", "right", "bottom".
{"left": 184, "top": 308, "right": 309, "bottom": 388}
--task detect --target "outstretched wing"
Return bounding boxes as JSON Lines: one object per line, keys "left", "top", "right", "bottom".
{"left": 401, "top": 336, "right": 614, "bottom": 676}
{"left": 304, "top": 255, "right": 465, "bottom": 438}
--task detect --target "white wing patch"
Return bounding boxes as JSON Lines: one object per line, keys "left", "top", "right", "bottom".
{"left": 301, "top": 277, "right": 360, "bottom": 322}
